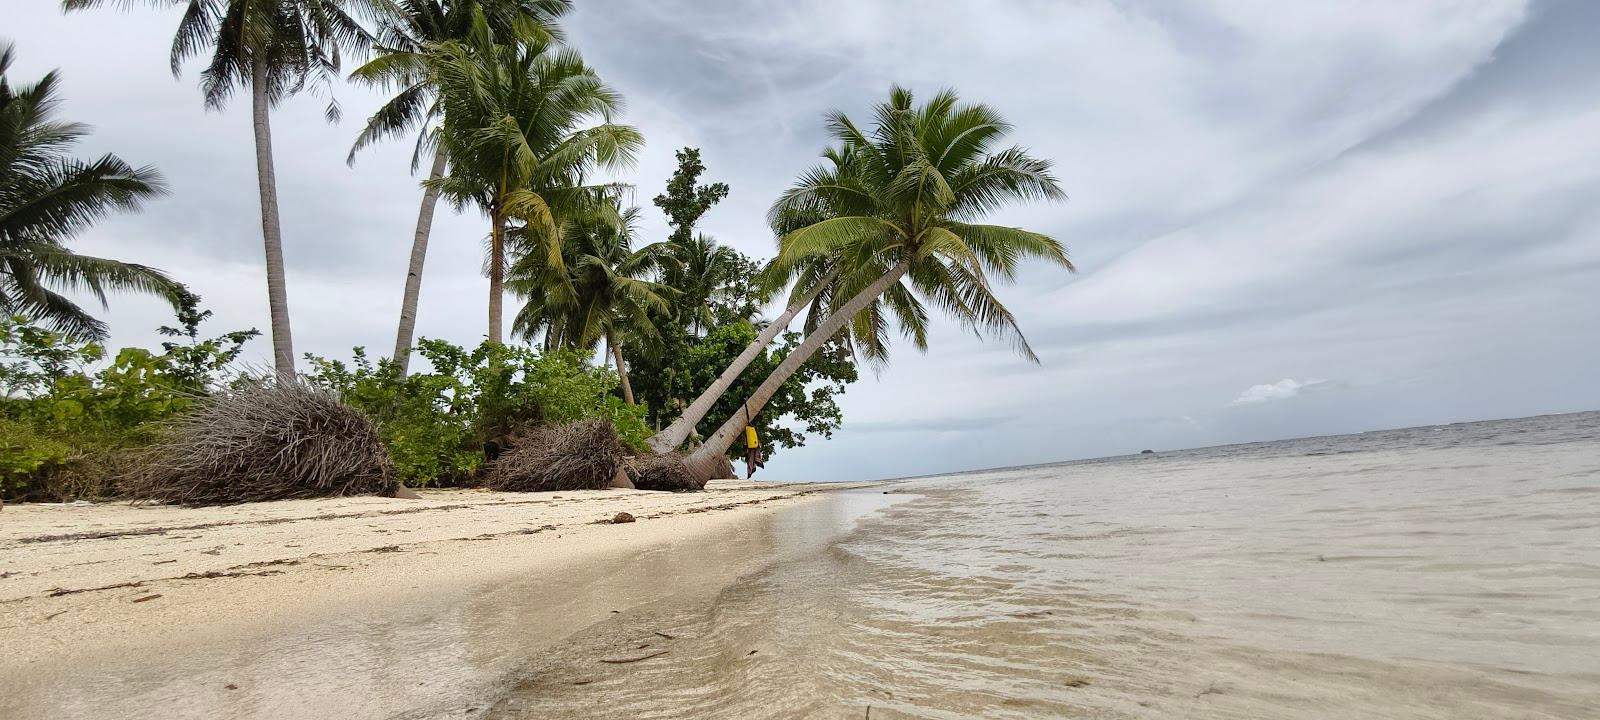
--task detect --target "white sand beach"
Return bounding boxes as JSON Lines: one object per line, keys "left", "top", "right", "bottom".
{"left": 0, "top": 482, "right": 876, "bottom": 718}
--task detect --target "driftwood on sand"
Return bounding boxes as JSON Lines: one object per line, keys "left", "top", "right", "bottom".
{"left": 484, "top": 419, "right": 626, "bottom": 492}
{"left": 623, "top": 453, "right": 706, "bottom": 492}
{"left": 124, "top": 380, "right": 396, "bottom": 505}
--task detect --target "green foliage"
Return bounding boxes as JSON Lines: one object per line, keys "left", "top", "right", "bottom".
{"left": 155, "top": 291, "right": 260, "bottom": 392}
{"left": 0, "top": 307, "right": 257, "bottom": 501}
{"left": 0, "top": 43, "right": 179, "bottom": 341}
{"left": 625, "top": 148, "right": 859, "bottom": 463}
{"left": 653, "top": 147, "right": 729, "bottom": 246}
{"left": 305, "top": 337, "right": 649, "bottom": 487}
{"left": 629, "top": 320, "right": 856, "bottom": 461}
{"left": 768, "top": 86, "right": 1072, "bottom": 365}
{"left": 0, "top": 416, "right": 70, "bottom": 498}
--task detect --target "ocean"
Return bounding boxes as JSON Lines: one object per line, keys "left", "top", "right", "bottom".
{"left": 483, "top": 411, "right": 1600, "bottom": 718}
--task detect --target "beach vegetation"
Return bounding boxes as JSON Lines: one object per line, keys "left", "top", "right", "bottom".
{"left": 508, "top": 199, "right": 677, "bottom": 404}
{"left": 304, "top": 338, "right": 650, "bottom": 487}
{"left": 0, "top": 302, "right": 258, "bottom": 501}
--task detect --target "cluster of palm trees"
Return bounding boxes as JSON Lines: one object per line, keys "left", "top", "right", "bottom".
{"left": 15, "top": 0, "right": 1073, "bottom": 481}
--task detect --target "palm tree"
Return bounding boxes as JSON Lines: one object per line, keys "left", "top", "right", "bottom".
{"left": 347, "top": 0, "right": 569, "bottom": 375}
{"left": 428, "top": 33, "right": 641, "bottom": 343}
{"left": 0, "top": 43, "right": 180, "bottom": 339}
{"left": 680, "top": 86, "right": 1073, "bottom": 479}
{"left": 64, "top": 0, "right": 383, "bottom": 377}
{"left": 662, "top": 233, "right": 740, "bottom": 335}
{"left": 509, "top": 202, "right": 674, "bottom": 403}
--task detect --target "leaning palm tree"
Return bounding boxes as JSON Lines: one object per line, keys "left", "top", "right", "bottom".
{"left": 0, "top": 43, "right": 180, "bottom": 339}
{"left": 678, "top": 87, "right": 1073, "bottom": 480}
{"left": 428, "top": 33, "right": 641, "bottom": 343}
{"left": 64, "top": 0, "right": 383, "bottom": 377}
{"left": 347, "top": 0, "right": 569, "bottom": 375}
{"left": 509, "top": 202, "right": 674, "bottom": 403}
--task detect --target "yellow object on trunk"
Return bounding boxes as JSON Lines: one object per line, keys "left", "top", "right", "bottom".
{"left": 744, "top": 426, "right": 759, "bottom": 449}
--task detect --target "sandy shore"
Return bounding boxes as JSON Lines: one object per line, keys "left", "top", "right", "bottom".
{"left": 0, "top": 481, "right": 877, "bottom": 718}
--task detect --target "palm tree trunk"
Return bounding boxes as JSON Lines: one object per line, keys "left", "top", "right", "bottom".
{"left": 609, "top": 331, "right": 635, "bottom": 404}
{"left": 647, "top": 271, "right": 837, "bottom": 452}
{"left": 684, "top": 261, "right": 910, "bottom": 480}
{"left": 251, "top": 59, "right": 294, "bottom": 378}
{"left": 392, "top": 147, "right": 448, "bottom": 376}
{"left": 487, "top": 210, "right": 505, "bottom": 344}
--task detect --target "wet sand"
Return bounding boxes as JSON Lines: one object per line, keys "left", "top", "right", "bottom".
{"left": 0, "top": 481, "right": 877, "bottom": 719}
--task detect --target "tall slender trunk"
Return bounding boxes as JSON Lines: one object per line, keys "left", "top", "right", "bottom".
{"left": 609, "top": 331, "right": 635, "bottom": 404}
{"left": 685, "top": 261, "right": 911, "bottom": 480}
{"left": 251, "top": 59, "right": 294, "bottom": 378}
{"left": 392, "top": 147, "right": 448, "bottom": 376}
{"left": 487, "top": 209, "right": 505, "bottom": 344}
{"left": 647, "top": 271, "right": 837, "bottom": 453}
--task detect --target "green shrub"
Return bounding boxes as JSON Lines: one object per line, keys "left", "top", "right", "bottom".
{"left": 0, "top": 301, "right": 258, "bottom": 502}
{"left": 305, "top": 338, "right": 650, "bottom": 488}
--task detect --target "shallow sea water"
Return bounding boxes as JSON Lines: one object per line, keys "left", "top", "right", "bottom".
{"left": 485, "top": 412, "right": 1600, "bottom": 719}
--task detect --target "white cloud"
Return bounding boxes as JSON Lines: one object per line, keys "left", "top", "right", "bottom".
{"left": 1230, "top": 379, "right": 1327, "bottom": 406}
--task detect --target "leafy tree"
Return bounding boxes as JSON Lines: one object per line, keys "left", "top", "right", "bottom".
{"left": 0, "top": 43, "right": 180, "bottom": 340}
{"left": 347, "top": 0, "right": 571, "bottom": 375}
{"left": 682, "top": 86, "right": 1073, "bottom": 479}
{"left": 428, "top": 29, "right": 641, "bottom": 343}
{"left": 65, "top": 0, "right": 387, "bottom": 377}
{"left": 653, "top": 147, "right": 728, "bottom": 246}
{"left": 156, "top": 290, "right": 260, "bottom": 392}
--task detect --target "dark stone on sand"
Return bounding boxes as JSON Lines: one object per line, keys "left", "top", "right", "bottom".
{"left": 612, "top": 512, "right": 635, "bottom": 524}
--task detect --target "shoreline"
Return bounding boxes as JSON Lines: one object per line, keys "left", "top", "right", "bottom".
{"left": 1, "top": 481, "right": 884, "bottom": 718}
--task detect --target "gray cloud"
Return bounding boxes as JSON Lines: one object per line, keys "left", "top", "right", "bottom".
{"left": 8, "top": 0, "right": 1597, "bottom": 481}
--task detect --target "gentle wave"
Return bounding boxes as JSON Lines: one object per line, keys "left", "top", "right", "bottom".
{"left": 484, "top": 412, "right": 1600, "bottom": 718}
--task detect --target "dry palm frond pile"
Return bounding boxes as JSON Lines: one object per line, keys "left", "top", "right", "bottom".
{"left": 624, "top": 453, "right": 704, "bottom": 492}
{"left": 484, "top": 419, "right": 626, "bottom": 492}
{"left": 125, "top": 380, "right": 396, "bottom": 505}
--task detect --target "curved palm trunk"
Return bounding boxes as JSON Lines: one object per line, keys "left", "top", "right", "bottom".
{"left": 684, "top": 261, "right": 911, "bottom": 481}
{"left": 392, "top": 147, "right": 449, "bottom": 376}
{"left": 609, "top": 331, "right": 635, "bottom": 404}
{"left": 487, "top": 210, "right": 505, "bottom": 344}
{"left": 647, "top": 271, "right": 836, "bottom": 453}
{"left": 251, "top": 59, "right": 295, "bottom": 378}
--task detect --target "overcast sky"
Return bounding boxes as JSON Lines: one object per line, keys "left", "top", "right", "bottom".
{"left": 8, "top": 0, "right": 1599, "bottom": 480}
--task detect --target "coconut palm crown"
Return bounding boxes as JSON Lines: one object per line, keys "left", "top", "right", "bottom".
{"left": 766, "top": 86, "right": 1074, "bottom": 366}
{"left": 346, "top": 0, "right": 571, "bottom": 374}
{"left": 680, "top": 86, "right": 1072, "bottom": 474}
{"left": 427, "top": 29, "right": 642, "bottom": 343}
{"left": 0, "top": 44, "right": 179, "bottom": 340}
{"left": 509, "top": 201, "right": 675, "bottom": 403}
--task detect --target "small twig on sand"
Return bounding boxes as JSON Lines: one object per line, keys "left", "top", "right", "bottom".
{"left": 599, "top": 650, "right": 668, "bottom": 664}
{"left": 131, "top": 593, "right": 163, "bottom": 603}
{"left": 652, "top": 631, "right": 675, "bottom": 640}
